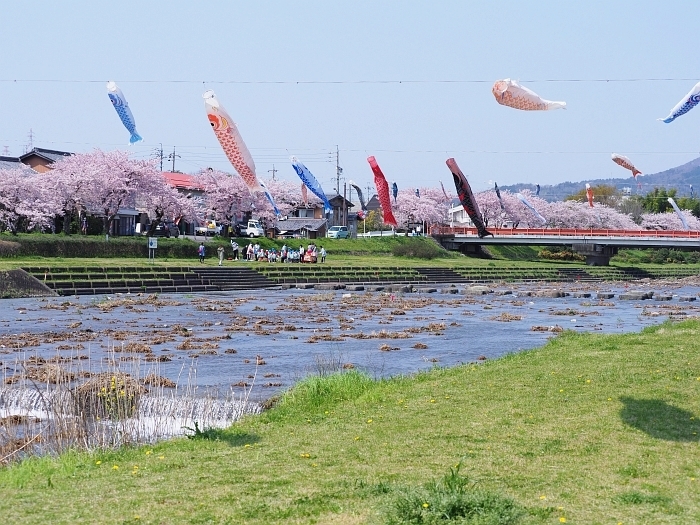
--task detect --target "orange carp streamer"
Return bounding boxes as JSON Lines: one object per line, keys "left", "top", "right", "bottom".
{"left": 611, "top": 153, "right": 641, "bottom": 179}
{"left": 203, "top": 90, "right": 262, "bottom": 193}
{"left": 492, "top": 79, "right": 566, "bottom": 111}
{"left": 586, "top": 183, "right": 594, "bottom": 208}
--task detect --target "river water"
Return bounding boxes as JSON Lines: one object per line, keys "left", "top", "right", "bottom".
{"left": 1, "top": 280, "right": 699, "bottom": 402}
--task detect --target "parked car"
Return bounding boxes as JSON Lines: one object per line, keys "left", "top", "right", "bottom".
{"left": 151, "top": 222, "right": 180, "bottom": 238}
{"left": 235, "top": 220, "right": 265, "bottom": 238}
{"left": 327, "top": 225, "right": 349, "bottom": 239}
{"left": 195, "top": 220, "right": 219, "bottom": 236}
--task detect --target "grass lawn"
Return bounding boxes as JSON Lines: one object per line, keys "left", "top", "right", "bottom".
{"left": 1, "top": 320, "right": 699, "bottom": 524}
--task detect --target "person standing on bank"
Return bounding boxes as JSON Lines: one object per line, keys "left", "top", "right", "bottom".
{"left": 320, "top": 246, "right": 326, "bottom": 263}
{"left": 230, "top": 240, "right": 239, "bottom": 260}
{"left": 217, "top": 245, "right": 225, "bottom": 266}
{"left": 198, "top": 243, "right": 205, "bottom": 263}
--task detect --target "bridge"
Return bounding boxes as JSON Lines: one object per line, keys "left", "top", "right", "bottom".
{"left": 430, "top": 226, "right": 700, "bottom": 265}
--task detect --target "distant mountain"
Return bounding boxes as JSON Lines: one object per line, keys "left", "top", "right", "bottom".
{"left": 500, "top": 157, "right": 700, "bottom": 202}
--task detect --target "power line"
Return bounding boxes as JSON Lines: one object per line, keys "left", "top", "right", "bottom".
{"left": 1, "top": 77, "right": 699, "bottom": 85}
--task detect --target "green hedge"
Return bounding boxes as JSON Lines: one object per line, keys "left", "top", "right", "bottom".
{"left": 1, "top": 234, "right": 197, "bottom": 259}
{"left": 0, "top": 233, "right": 453, "bottom": 259}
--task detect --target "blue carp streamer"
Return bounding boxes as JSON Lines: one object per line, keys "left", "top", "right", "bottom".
{"left": 290, "top": 156, "right": 332, "bottom": 213}
{"left": 668, "top": 198, "right": 689, "bottom": 230}
{"left": 259, "top": 180, "right": 281, "bottom": 217}
{"left": 659, "top": 81, "right": 700, "bottom": 123}
{"left": 106, "top": 81, "right": 142, "bottom": 143}
{"left": 516, "top": 193, "right": 547, "bottom": 225}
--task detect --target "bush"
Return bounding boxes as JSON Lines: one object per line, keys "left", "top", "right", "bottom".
{"left": 614, "top": 248, "right": 700, "bottom": 265}
{"left": 391, "top": 238, "right": 446, "bottom": 259}
{"left": 539, "top": 248, "right": 585, "bottom": 262}
{"left": 0, "top": 240, "right": 21, "bottom": 258}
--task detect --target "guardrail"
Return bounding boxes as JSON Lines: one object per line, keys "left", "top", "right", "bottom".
{"left": 430, "top": 226, "right": 700, "bottom": 239}
{"left": 357, "top": 230, "right": 397, "bottom": 238}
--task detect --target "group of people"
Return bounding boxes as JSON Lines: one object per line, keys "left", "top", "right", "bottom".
{"left": 197, "top": 240, "right": 327, "bottom": 265}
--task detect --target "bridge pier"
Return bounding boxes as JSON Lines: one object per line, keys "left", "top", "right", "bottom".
{"left": 572, "top": 244, "right": 617, "bottom": 266}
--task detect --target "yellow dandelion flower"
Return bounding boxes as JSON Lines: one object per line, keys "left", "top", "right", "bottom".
{"left": 244, "top": 444, "right": 251, "bottom": 448}
{"left": 586, "top": 379, "right": 591, "bottom": 383}
{"left": 354, "top": 436, "right": 360, "bottom": 441}
{"left": 112, "top": 465, "right": 119, "bottom": 470}
{"left": 422, "top": 503, "right": 429, "bottom": 508}
{"left": 559, "top": 518, "right": 566, "bottom": 523}
{"left": 145, "top": 450, "right": 152, "bottom": 455}
{"left": 445, "top": 395, "right": 450, "bottom": 399}
{"left": 559, "top": 389, "right": 564, "bottom": 393}
{"left": 366, "top": 419, "right": 373, "bottom": 424}
{"left": 430, "top": 399, "right": 436, "bottom": 403}
{"left": 95, "top": 460, "right": 102, "bottom": 465}
{"left": 539, "top": 495, "right": 546, "bottom": 500}
{"left": 158, "top": 455, "right": 164, "bottom": 460}
{"left": 607, "top": 397, "right": 612, "bottom": 401}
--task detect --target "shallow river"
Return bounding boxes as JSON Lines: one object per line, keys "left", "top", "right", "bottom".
{"left": 1, "top": 280, "right": 699, "bottom": 402}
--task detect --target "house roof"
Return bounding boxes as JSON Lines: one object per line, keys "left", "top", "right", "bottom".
{"left": 276, "top": 217, "right": 327, "bottom": 232}
{"left": 326, "top": 193, "right": 354, "bottom": 207}
{"left": 162, "top": 172, "right": 204, "bottom": 191}
{"left": 0, "top": 156, "right": 37, "bottom": 173}
{"left": 19, "top": 147, "right": 72, "bottom": 163}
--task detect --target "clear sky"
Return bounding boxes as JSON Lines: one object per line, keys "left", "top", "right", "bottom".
{"left": 2, "top": 0, "right": 700, "bottom": 195}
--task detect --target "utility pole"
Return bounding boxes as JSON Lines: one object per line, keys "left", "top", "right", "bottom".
{"left": 335, "top": 145, "right": 342, "bottom": 194}
{"left": 268, "top": 165, "right": 277, "bottom": 180}
{"left": 167, "top": 146, "right": 181, "bottom": 172}
{"left": 154, "top": 143, "right": 165, "bottom": 171}
{"left": 25, "top": 128, "right": 35, "bottom": 153}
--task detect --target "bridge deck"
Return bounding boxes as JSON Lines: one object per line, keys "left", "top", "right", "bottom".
{"left": 431, "top": 227, "right": 700, "bottom": 248}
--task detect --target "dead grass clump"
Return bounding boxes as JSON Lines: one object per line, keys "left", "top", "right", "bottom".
{"left": 25, "top": 364, "right": 76, "bottom": 384}
{"left": 75, "top": 373, "right": 147, "bottom": 419}
{"left": 122, "top": 342, "right": 152, "bottom": 353}
{"left": 379, "top": 344, "right": 400, "bottom": 352}
{"left": 144, "top": 354, "right": 172, "bottom": 362}
{"left": 489, "top": 312, "right": 523, "bottom": 322}
{"left": 176, "top": 340, "right": 219, "bottom": 351}
{"left": 307, "top": 334, "right": 346, "bottom": 343}
{"left": 0, "top": 415, "right": 41, "bottom": 426}
{"left": 142, "top": 374, "right": 176, "bottom": 388}
{"left": 55, "top": 343, "right": 85, "bottom": 351}
{"left": 531, "top": 325, "right": 564, "bottom": 333}
{"left": 224, "top": 349, "right": 238, "bottom": 354}
{"left": 342, "top": 363, "right": 355, "bottom": 369}
{"left": 282, "top": 325, "right": 297, "bottom": 331}
{"left": 412, "top": 342, "right": 428, "bottom": 349}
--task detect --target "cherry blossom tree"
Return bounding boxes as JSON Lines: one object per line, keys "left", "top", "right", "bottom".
{"left": 392, "top": 187, "right": 450, "bottom": 230}
{"left": 50, "top": 150, "right": 194, "bottom": 236}
{"left": 641, "top": 210, "right": 700, "bottom": 230}
{"left": 0, "top": 169, "right": 55, "bottom": 233}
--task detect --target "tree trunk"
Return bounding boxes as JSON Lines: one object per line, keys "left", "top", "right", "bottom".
{"left": 63, "top": 212, "right": 72, "bottom": 235}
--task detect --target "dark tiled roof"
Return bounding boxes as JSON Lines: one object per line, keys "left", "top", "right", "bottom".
{"left": 19, "top": 147, "right": 72, "bottom": 163}
{"left": 0, "top": 156, "right": 35, "bottom": 173}
{"left": 276, "top": 218, "right": 327, "bottom": 232}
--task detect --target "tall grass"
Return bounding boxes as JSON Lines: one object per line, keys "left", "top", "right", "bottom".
{"left": 0, "top": 345, "right": 260, "bottom": 465}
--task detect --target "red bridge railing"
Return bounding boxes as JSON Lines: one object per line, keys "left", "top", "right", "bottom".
{"left": 430, "top": 226, "right": 700, "bottom": 239}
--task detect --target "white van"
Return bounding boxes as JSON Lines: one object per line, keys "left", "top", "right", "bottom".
{"left": 237, "top": 220, "right": 265, "bottom": 238}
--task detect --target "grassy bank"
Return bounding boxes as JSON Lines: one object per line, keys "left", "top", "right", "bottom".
{"left": 1, "top": 320, "right": 699, "bottom": 523}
